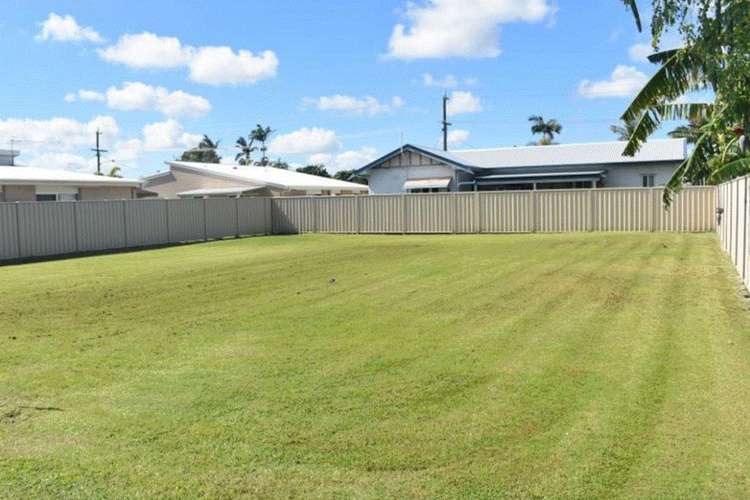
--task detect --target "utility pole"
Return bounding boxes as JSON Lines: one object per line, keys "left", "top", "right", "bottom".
{"left": 9, "top": 138, "right": 16, "bottom": 166}
{"left": 442, "top": 93, "right": 451, "bottom": 151}
{"left": 91, "top": 129, "right": 108, "bottom": 175}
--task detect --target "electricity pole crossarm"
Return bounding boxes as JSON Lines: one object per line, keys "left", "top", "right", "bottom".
{"left": 442, "top": 94, "right": 451, "bottom": 152}
{"left": 91, "top": 129, "right": 108, "bottom": 175}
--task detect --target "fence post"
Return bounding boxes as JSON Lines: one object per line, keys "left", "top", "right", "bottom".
{"left": 14, "top": 202, "right": 22, "bottom": 258}
{"left": 452, "top": 191, "right": 458, "bottom": 234}
{"left": 532, "top": 190, "right": 539, "bottom": 233}
{"left": 402, "top": 194, "right": 408, "bottom": 234}
{"left": 314, "top": 197, "right": 319, "bottom": 234}
{"left": 121, "top": 200, "right": 130, "bottom": 248}
{"left": 234, "top": 198, "right": 241, "bottom": 238}
{"left": 73, "top": 202, "right": 80, "bottom": 252}
{"left": 743, "top": 178, "right": 748, "bottom": 282}
{"left": 589, "top": 189, "right": 596, "bottom": 232}
{"left": 356, "top": 195, "right": 362, "bottom": 234}
{"left": 164, "top": 199, "right": 171, "bottom": 243}
{"left": 203, "top": 198, "right": 208, "bottom": 241}
{"left": 651, "top": 188, "right": 659, "bottom": 232}
{"left": 474, "top": 191, "right": 480, "bottom": 234}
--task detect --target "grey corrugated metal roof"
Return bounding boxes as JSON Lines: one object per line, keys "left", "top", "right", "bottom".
{"left": 449, "top": 139, "right": 686, "bottom": 169}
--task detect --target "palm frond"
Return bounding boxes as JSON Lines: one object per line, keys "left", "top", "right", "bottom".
{"left": 620, "top": 0, "right": 642, "bottom": 32}
{"left": 622, "top": 49, "right": 705, "bottom": 125}
{"left": 710, "top": 156, "right": 750, "bottom": 184}
{"left": 663, "top": 132, "right": 712, "bottom": 205}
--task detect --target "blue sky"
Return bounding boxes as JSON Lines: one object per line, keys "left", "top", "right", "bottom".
{"left": 0, "top": 0, "right": 668, "bottom": 177}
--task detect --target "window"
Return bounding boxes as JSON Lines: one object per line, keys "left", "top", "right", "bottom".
{"left": 408, "top": 187, "right": 446, "bottom": 194}
{"left": 35, "top": 193, "right": 79, "bottom": 202}
{"left": 642, "top": 174, "right": 655, "bottom": 187}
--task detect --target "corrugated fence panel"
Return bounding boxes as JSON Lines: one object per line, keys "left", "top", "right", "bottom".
{"left": 317, "top": 197, "right": 358, "bottom": 233}
{"left": 76, "top": 201, "right": 126, "bottom": 252}
{"left": 594, "top": 188, "right": 652, "bottom": 231}
{"left": 167, "top": 198, "right": 205, "bottom": 243}
{"left": 238, "top": 197, "right": 270, "bottom": 235}
{"left": 659, "top": 187, "right": 716, "bottom": 232}
{"left": 125, "top": 199, "right": 168, "bottom": 247}
{"left": 406, "top": 194, "right": 453, "bottom": 233}
{"left": 272, "top": 198, "right": 316, "bottom": 234}
{"left": 538, "top": 190, "right": 591, "bottom": 232}
{"left": 205, "top": 198, "right": 238, "bottom": 239}
{"left": 479, "top": 192, "right": 532, "bottom": 233}
{"left": 0, "top": 204, "right": 20, "bottom": 260}
{"left": 361, "top": 195, "right": 403, "bottom": 233}
{"left": 717, "top": 177, "right": 750, "bottom": 290}
{"left": 454, "top": 193, "right": 476, "bottom": 233}
{"left": 17, "top": 202, "right": 77, "bottom": 257}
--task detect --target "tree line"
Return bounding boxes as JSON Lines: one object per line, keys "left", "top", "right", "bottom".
{"left": 176, "top": 125, "right": 367, "bottom": 184}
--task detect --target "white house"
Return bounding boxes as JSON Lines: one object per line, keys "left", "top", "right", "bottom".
{"left": 0, "top": 150, "right": 142, "bottom": 202}
{"left": 143, "top": 161, "right": 370, "bottom": 198}
{"left": 353, "top": 139, "right": 687, "bottom": 194}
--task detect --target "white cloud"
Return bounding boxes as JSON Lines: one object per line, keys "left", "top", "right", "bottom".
{"left": 0, "top": 116, "right": 118, "bottom": 151}
{"left": 423, "top": 73, "right": 458, "bottom": 88}
{"left": 142, "top": 119, "right": 201, "bottom": 151}
{"left": 386, "top": 0, "right": 551, "bottom": 59}
{"left": 446, "top": 91, "right": 482, "bottom": 116}
{"left": 25, "top": 152, "right": 96, "bottom": 172}
{"left": 188, "top": 47, "right": 278, "bottom": 85}
{"left": 422, "top": 73, "right": 477, "bottom": 88}
{"left": 64, "top": 89, "right": 105, "bottom": 103}
{"left": 105, "top": 82, "right": 211, "bottom": 117}
{"left": 36, "top": 13, "right": 103, "bottom": 43}
{"left": 447, "top": 129, "right": 470, "bottom": 145}
{"left": 308, "top": 147, "right": 378, "bottom": 173}
{"left": 99, "top": 33, "right": 278, "bottom": 85}
{"left": 269, "top": 127, "right": 339, "bottom": 155}
{"left": 628, "top": 42, "right": 653, "bottom": 62}
{"left": 99, "top": 32, "right": 194, "bottom": 69}
{"left": 578, "top": 65, "right": 648, "bottom": 99}
{"left": 305, "top": 95, "right": 404, "bottom": 115}
{"left": 112, "top": 139, "right": 143, "bottom": 163}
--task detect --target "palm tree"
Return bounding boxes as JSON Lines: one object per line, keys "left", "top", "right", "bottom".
{"left": 528, "top": 115, "right": 562, "bottom": 145}
{"left": 180, "top": 135, "right": 222, "bottom": 163}
{"left": 251, "top": 125, "right": 273, "bottom": 165}
{"left": 235, "top": 136, "right": 256, "bottom": 165}
{"left": 107, "top": 163, "right": 122, "bottom": 178}
{"left": 610, "top": 115, "right": 641, "bottom": 141}
{"left": 618, "top": 0, "right": 750, "bottom": 201}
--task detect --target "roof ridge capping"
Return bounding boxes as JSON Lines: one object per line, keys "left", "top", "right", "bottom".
{"left": 449, "top": 138, "right": 685, "bottom": 153}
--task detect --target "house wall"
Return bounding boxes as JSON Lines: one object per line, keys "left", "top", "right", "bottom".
{"left": 79, "top": 186, "right": 135, "bottom": 200}
{"left": 143, "top": 168, "right": 261, "bottom": 198}
{"left": 604, "top": 162, "right": 679, "bottom": 187}
{"left": 368, "top": 151, "right": 457, "bottom": 194}
{"left": 1, "top": 185, "right": 35, "bottom": 202}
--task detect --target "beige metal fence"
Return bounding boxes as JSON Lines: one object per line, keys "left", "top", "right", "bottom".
{"left": 272, "top": 187, "right": 716, "bottom": 235}
{"left": 717, "top": 176, "right": 749, "bottom": 289}
{"left": 0, "top": 186, "right": 717, "bottom": 262}
{"left": 0, "top": 197, "right": 271, "bottom": 261}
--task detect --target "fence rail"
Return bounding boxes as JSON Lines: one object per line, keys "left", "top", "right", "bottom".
{"left": 718, "top": 176, "right": 750, "bottom": 290}
{"left": 0, "top": 186, "right": 717, "bottom": 262}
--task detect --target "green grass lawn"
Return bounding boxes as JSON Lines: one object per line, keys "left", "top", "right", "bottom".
{"left": 1, "top": 233, "right": 750, "bottom": 498}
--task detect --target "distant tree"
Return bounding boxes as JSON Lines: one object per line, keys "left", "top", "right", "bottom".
{"left": 180, "top": 135, "right": 221, "bottom": 163}
{"left": 529, "top": 115, "right": 562, "bottom": 145}
{"left": 251, "top": 125, "right": 273, "bottom": 165}
{"left": 334, "top": 169, "right": 368, "bottom": 185}
{"left": 234, "top": 136, "right": 256, "bottom": 165}
{"left": 296, "top": 164, "right": 331, "bottom": 178}
{"left": 267, "top": 159, "right": 289, "bottom": 169}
